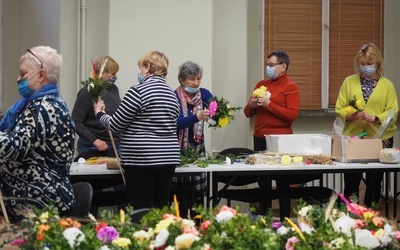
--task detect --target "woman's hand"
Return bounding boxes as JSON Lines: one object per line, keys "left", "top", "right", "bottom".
{"left": 93, "top": 139, "right": 109, "bottom": 151}
{"left": 93, "top": 99, "right": 106, "bottom": 115}
{"left": 197, "top": 109, "right": 210, "bottom": 121}
{"left": 255, "top": 96, "right": 270, "bottom": 108}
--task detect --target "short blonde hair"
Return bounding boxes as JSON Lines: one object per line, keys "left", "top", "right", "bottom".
{"left": 138, "top": 51, "right": 169, "bottom": 77}
{"left": 21, "top": 46, "right": 63, "bottom": 83}
{"left": 354, "top": 43, "right": 384, "bottom": 76}
{"left": 93, "top": 56, "right": 119, "bottom": 74}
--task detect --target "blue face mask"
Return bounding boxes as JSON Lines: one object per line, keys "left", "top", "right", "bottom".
{"left": 137, "top": 72, "right": 144, "bottom": 84}
{"left": 108, "top": 77, "right": 117, "bottom": 85}
{"left": 17, "top": 71, "right": 40, "bottom": 98}
{"left": 185, "top": 86, "right": 200, "bottom": 94}
{"left": 360, "top": 64, "right": 376, "bottom": 76}
{"left": 266, "top": 66, "right": 277, "bottom": 79}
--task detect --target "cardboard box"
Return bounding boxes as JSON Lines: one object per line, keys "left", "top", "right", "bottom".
{"left": 265, "top": 134, "right": 332, "bottom": 156}
{"left": 331, "top": 137, "right": 383, "bottom": 162}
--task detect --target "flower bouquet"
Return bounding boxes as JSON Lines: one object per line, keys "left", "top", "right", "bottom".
{"left": 252, "top": 85, "right": 271, "bottom": 99}
{"left": 81, "top": 58, "right": 110, "bottom": 103}
{"left": 345, "top": 95, "right": 364, "bottom": 114}
{"left": 207, "top": 96, "right": 242, "bottom": 129}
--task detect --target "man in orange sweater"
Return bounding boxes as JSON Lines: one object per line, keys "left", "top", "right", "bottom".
{"left": 244, "top": 50, "right": 299, "bottom": 151}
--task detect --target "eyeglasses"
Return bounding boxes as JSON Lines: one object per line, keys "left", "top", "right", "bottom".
{"left": 26, "top": 49, "right": 43, "bottom": 69}
{"left": 266, "top": 62, "right": 283, "bottom": 67}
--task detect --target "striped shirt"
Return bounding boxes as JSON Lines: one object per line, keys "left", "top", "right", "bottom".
{"left": 98, "top": 75, "right": 180, "bottom": 167}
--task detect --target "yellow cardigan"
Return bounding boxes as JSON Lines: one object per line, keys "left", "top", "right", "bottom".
{"left": 335, "top": 74, "right": 398, "bottom": 139}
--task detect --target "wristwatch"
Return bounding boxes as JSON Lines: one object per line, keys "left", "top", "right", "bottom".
{"left": 374, "top": 116, "right": 379, "bottom": 122}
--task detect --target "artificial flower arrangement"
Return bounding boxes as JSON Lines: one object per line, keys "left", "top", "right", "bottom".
{"left": 81, "top": 58, "right": 110, "bottom": 103}
{"left": 345, "top": 95, "right": 365, "bottom": 114}
{"left": 8, "top": 193, "right": 400, "bottom": 249}
{"left": 207, "top": 96, "right": 242, "bottom": 129}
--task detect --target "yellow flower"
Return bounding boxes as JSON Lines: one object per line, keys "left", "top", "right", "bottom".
{"left": 281, "top": 155, "right": 292, "bottom": 165}
{"left": 154, "top": 217, "right": 174, "bottom": 234}
{"left": 374, "top": 228, "right": 384, "bottom": 238}
{"left": 175, "top": 233, "right": 200, "bottom": 249}
{"left": 120, "top": 209, "right": 125, "bottom": 223}
{"left": 112, "top": 237, "right": 132, "bottom": 248}
{"left": 39, "top": 212, "right": 49, "bottom": 223}
{"left": 133, "top": 230, "right": 152, "bottom": 242}
{"left": 253, "top": 86, "right": 268, "bottom": 98}
{"left": 293, "top": 156, "right": 303, "bottom": 164}
{"left": 345, "top": 105, "right": 357, "bottom": 115}
{"left": 355, "top": 99, "right": 364, "bottom": 111}
{"left": 218, "top": 117, "right": 229, "bottom": 127}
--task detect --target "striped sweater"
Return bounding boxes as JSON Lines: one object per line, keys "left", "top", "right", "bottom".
{"left": 98, "top": 75, "right": 180, "bottom": 167}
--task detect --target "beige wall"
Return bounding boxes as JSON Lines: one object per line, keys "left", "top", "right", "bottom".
{"left": 1, "top": 0, "right": 400, "bottom": 153}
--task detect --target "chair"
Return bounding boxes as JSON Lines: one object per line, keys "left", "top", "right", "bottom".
{"left": 68, "top": 182, "right": 93, "bottom": 218}
{"left": 72, "top": 149, "right": 127, "bottom": 216}
{"left": 130, "top": 208, "right": 151, "bottom": 225}
{"left": 215, "top": 148, "right": 276, "bottom": 214}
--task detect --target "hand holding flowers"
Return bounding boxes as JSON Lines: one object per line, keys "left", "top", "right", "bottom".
{"left": 207, "top": 96, "right": 242, "bottom": 128}
{"left": 81, "top": 58, "right": 110, "bottom": 104}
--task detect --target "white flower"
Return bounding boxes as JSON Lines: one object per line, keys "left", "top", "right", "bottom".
{"left": 327, "top": 237, "right": 345, "bottom": 249}
{"left": 99, "top": 245, "right": 111, "bottom": 250}
{"left": 332, "top": 215, "right": 355, "bottom": 235}
{"left": 62, "top": 227, "right": 85, "bottom": 248}
{"left": 221, "top": 232, "right": 227, "bottom": 238}
{"left": 175, "top": 233, "right": 200, "bottom": 249}
{"left": 354, "top": 229, "right": 380, "bottom": 249}
{"left": 277, "top": 226, "right": 289, "bottom": 235}
{"left": 181, "top": 219, "right": 196, "bottom": 229}
{"left": 208, "top": 119, "right": 216, "bottom": 125}
{"left": 225, "top": 157, "right": 232, "bottom": 165}
{"left": 299, "top": 222, "right": 314, "bottom": 234}
{"left": 165, "top": 246, "right": 175, "bottom": 250}
{"left": 154, "top": 228, "right": 169, "bottom": 248}
{"left": 87, "top": 82, "right": 95, "bottom": 91}
{"left": 298, "top": 205, "right": 313, "bottom": 218}
{"left": 133, "top": 230, "right": 152, "bottom": 242}
{"left": 216, "top": 210, "right": 234, "bottom": 223}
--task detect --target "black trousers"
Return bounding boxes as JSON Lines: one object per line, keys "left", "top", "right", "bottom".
{"left": 344, "top": 137, "right": 393, "bottom": 207}
{"left": 124, "top": 165, "right": 176, "bottom": 209}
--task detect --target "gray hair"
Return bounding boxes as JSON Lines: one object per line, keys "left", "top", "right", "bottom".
{"left": 178, "top": 61, "right": 203, "bottom": 84}
{"left": 21, "top": 46, "right": 63, "bottom": 83}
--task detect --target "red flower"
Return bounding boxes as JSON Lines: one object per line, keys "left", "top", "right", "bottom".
{"left": 95, "top": 221, "right": 108, "bottom": 232}
{"left": 305, "top": 159, "right": 311, "bottom": 165}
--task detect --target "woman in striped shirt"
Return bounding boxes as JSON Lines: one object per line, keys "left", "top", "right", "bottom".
{"left": 94, "top": 51, "right": 180, "bottom": 210}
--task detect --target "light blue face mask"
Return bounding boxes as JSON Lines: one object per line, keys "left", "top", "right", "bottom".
{"left": 185, "top": 86, "right": 200, "bottom": 94}
{"left": 137, "top": 72, "right": 144, "bottom": 83}
{"left": 266, "top": 66, "right": 277, "bottom": 79}
{"left": 360, "top": 64, "right": 376, "bottom": 76}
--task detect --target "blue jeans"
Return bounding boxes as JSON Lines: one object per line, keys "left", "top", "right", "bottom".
{"left": 77, "top": 138, "right": 120, "bottom": 156}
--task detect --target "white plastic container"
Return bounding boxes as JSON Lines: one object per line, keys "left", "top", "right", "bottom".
{"left": 265, "top": 134, "right": 332, "bottom": 156}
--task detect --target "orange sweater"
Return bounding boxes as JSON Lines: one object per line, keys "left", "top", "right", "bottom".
{"left": 244, "top": 73, "right": 300, "bottom": 138}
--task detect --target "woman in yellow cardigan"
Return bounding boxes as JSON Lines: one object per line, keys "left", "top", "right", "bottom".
{"left": 335, "top": 43, "right": 398, "bottom": 207}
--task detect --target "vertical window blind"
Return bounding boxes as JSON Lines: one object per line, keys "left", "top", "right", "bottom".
{"left": 264, "top": 0, "right": 383, "bottom": 110}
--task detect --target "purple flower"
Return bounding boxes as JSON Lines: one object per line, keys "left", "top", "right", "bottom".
{"left": 271, "top": 222, "right": 282, "bottom": 229}
{"left": 97, "top": 226, "right": 119, "bottom": 243}
{"left": 208, "top": 101, "right": 218, "bottom": 117}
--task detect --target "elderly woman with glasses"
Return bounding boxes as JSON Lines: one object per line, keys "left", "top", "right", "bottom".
{"left": 0, "top": 46, "right": 75, "bottom": 223}
{"left": 72, "top": 56, "right": 121, "bottom": 155}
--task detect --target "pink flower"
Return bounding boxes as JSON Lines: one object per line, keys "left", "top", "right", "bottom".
{"left": 184, "top": 227, "right": 200, "bottom": 236}
{"left": 392, "top": 230, "right": 400, "bottom": 240}
{"left": 285, "top": 236, "right": 299, "bottom": 250}
{"left": 219, "top": 205, "right": 237, "bottom": 215}
{"left": 208, "top": 101, "right": 218, "bottom": 117}
{"left": 201, "top": 220, "right": 212, "bottom": 231}
{"left": 354, "top": 219, "right": 367, "bottom": 229}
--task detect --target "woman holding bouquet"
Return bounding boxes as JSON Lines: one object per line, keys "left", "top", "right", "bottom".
{"left": 94, "top": 51, "right": 180, "bottom": 210}
{"left": 72, "top": 56, "right": 121, "bottom": 155}
{"left": 335, "top": 43, "right": 398, "bottom": 206}
{"left": 172, "top": 61, "right": 212, "bottom": 218}
{"left": 0, "top": 46, "right": 75, "bottom": 222}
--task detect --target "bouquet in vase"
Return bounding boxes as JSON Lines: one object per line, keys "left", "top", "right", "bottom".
{"left": 80, "top": 58, "right": 110, "bottom": 103}
{"left": 207, "top": 96, "right": 242, "bottom": 129}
